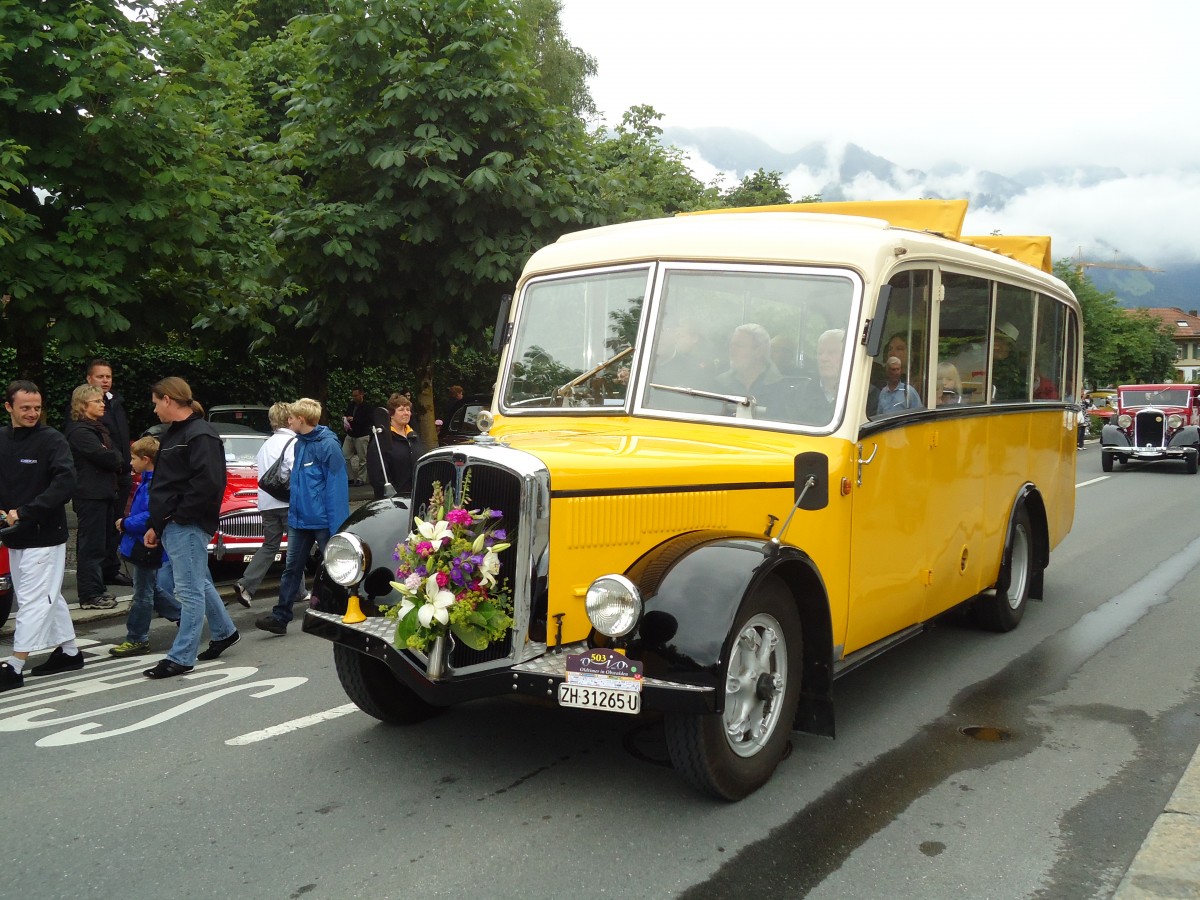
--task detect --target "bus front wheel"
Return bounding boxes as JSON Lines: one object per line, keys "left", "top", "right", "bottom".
{"left": 1101, "top": 453, "right": 1114, "bottom": 473}
{"left": 333, "top": 644, "right": 443, "bottom": 725}
{"left": 664, "top": 577, "right": 801, "bottom": 801}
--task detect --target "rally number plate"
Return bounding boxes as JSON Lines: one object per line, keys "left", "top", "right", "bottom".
{"left": 557, "top": 683, "right": 641, "bottom": 715}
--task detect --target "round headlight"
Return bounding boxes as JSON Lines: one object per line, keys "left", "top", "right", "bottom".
{"left": 1168, "top": 414, "right": 1183, "bottom": 429}
{"left": 585, "top": 574, "right": 641, "bottom": 638}
{"left": 324, "top": 533, "right": 369, "bottom": 587}
{"left": 1117, "top": 414, "right": 1132, "bottom": 428}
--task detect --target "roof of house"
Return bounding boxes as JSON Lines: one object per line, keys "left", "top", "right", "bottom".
{"left": 1141, "top": 307, "right": 1200, "bottom": 338}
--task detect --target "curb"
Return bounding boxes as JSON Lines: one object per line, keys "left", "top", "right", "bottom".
{"left": 1112, "top": 748, "right": 1200, "bottom": 898}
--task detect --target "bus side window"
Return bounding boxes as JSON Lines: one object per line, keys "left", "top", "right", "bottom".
{"left": 992, "top": 283, "right": 1036, "bottom": 402}
{"left": 939, "top": 271, "right": 990, "bottom": 405}
{"left": 869, "top": 270, "right": 930, "bottom": 418}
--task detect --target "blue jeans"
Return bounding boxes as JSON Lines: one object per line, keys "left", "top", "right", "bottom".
{"left": 124, "top": 561, "right": 182, "bottom": 643}
{"left": 161, "top": 523, "right": 237, "bottom": 666}
{"left": 272, "top": 527, "right": 329, "bottom": 625}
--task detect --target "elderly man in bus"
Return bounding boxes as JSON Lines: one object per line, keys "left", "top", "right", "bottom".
{"left": 875, "top": 356, "right": 923, "bottom": 416}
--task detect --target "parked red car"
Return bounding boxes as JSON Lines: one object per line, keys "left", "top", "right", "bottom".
{"left": 1100, "top": 384, "right": 1200, "bottom": 474}
{"left": 0, "top": 545, "right": 11, "bottom": 631}
{"left": 207, "top": 425, "right": 289, "bottom": 565}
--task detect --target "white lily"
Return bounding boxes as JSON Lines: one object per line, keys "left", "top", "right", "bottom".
{"left": 413, "top": 516, "right": 453, "bottom": 548}
{"left": 478, "top": 550, "right": 501, "bottom": 588}
{"left": 417, "top": 574, "right": 455, "bottom": 627}
{"left": 395, "top": 596, "right": 417, "bottom": 619}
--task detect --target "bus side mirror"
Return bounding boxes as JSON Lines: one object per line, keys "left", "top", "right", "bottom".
{"left": 492, "top": 294, "right": 513, "bottom": 354}
{"left": 864, "top": 284, "right": 892, "bottom": 357}
{"left": 794, "top": 451, "right": 828, "bottom": 510}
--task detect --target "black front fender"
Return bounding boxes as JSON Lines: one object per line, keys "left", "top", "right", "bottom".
{"left": 622, "top": 531, "right": 834, "bottom": 734}
{"left": 1101, "top": 423, "right": 1131, "bottom": 448}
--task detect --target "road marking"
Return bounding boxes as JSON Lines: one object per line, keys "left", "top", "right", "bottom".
{"left": 1076, "top": 475, "right": 1110, "bottom": 488}
{"left": 225, "top": 703, "right": 360, "bottom": 746}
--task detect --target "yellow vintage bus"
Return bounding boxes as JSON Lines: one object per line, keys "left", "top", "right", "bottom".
{"left": 306, "top": 199, "right": 1082, "bottom": 800}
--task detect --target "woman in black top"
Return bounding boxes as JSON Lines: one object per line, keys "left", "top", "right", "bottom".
{"left": 63, "top": 384, "right": 122, "bottom": 607}
{"left": 366, "top": 393, "right": 423, "bottom": 499}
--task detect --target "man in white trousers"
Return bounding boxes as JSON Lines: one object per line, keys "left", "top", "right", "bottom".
{"left": 0, "top": 380, "right": 84, "bottom": 693}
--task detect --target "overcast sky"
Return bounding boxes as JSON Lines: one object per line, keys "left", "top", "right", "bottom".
{"left": 558, "top": 0, "right": 1200, "bottom": 266}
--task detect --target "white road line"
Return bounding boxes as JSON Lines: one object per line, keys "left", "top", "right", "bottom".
{"left": 1076, "top": 475, "right": 1110, "bottom": 488}
{"left": 225, "top": 703, "right": 360, "bottom": 746}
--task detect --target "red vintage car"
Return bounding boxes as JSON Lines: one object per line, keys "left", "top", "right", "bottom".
{"left": 0, "top": 545, "right": 11, "bottom": 631}
{"left": 207, "top": 425, "right": 289, "bottom": 566}
{"left": 1099, "top": 384, "right": 1200, "bottom": 474}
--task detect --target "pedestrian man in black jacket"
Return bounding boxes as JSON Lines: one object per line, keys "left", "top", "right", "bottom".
{"left": 141, "top": 377, "right": 240, "bottom": 678}
{"left": 83, "top": 358, "right": 133, "bottom": 586}
{"left": 0, "top": 380, "right": 85, "bottom": 693}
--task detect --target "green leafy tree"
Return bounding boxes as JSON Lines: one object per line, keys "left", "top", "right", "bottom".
{"left": 1055, "top": 261, "right": 1175, "bottom": 387}
{"left": 585, "top": 105, "right": 715, "bottom": 224}
{"left": 0, "top": 0, "right": 283, "bottom": 382}
{"left": 717, "top": 168, "right": 792, "bottom": 208}
{"left": 259, "top": 0, "right": 594, "bottom": 443}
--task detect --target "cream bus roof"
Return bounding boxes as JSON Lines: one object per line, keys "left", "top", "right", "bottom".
{"left": 526, "top": 199, "right": 1060, "bottom": 280}
{"left": 688, "top": 199, "right": 1054, "bottom": 273}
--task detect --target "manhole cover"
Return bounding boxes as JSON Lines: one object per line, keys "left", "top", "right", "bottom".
{"left": 960, "top": 725, "right": 1012, "bottom": 742}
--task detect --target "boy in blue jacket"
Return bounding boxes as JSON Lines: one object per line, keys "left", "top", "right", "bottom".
{"left": 110, "top": 437, "right": 181, "bottom": 657}
{"left": 256, "top": 398, "right": 349, "bottom": 635}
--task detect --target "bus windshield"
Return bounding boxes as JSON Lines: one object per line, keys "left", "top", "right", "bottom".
{"left": 501, "top": 264, "right": 857, "bottom": 430}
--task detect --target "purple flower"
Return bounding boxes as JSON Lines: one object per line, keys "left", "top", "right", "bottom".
{"left": 492, "top": 529, "right": 507, "bottom": 540}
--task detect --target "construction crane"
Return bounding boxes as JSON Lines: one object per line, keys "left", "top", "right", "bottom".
{"left": 1075, "top": 248, "right": 1164, "bottom": 275}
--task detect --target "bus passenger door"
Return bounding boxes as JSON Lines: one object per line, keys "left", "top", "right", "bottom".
{"left": 846, "top": 419, "right": 932, "bottom": 652}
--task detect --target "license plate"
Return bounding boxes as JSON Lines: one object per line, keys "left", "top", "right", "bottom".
{"left": 557, "top": 683, "right": 641, "bottom": 715}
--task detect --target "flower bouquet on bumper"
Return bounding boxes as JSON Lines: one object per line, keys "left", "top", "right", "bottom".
{"left": 386, "top": 481, "right": 513, "bottom": 674}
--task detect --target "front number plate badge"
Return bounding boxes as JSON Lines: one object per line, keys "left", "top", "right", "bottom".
{"left": 559, "top": 648, "right": 642, "bottom": 715}
{"left": 558, "top": 683, "right": 641, "bottom": 714}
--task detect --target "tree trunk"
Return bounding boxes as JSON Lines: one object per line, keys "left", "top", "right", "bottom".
{"left": 413, "top": 325, "right": 439, "bottom": 449}
{"left": 300, "top": 340, "right": 331, "bottom": 424}
{"left": 9, "top": 306, "right": 47, "bottom": 388}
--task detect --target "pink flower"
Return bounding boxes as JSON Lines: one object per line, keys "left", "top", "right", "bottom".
{"left": 435, "top": 571, "right": 450, "bottom": 588}
{"left": 446, "top": 509, "right": 473, "bottom": 527}
{"left": 415, "top": 540, "right": 434, "bottom": 556}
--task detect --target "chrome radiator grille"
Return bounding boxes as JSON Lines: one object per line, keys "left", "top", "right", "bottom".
{"left": 218, "top": 511, "right": 264, "bottom": 539}
{"left": 411, "top": 454, "right": 524, "bottom": 668}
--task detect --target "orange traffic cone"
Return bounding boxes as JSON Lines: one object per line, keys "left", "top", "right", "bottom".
{"left": 342, "top": 594, "right": 366, "bottom": 624}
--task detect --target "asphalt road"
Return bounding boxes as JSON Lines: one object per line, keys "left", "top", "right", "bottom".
{"left": 2, "top": 447, "right": 1198, "bottom": 899}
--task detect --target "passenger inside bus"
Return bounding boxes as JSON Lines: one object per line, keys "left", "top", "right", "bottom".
{"left": 875, "top": 357, "right": 924, "bottom": 415}
{"left": 937, "top": 362, "right": 963, "bottom": 406}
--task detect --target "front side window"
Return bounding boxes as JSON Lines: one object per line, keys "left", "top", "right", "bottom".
{"left": 871, "top": 270, "right": 930, "bottom": 416}
{"left": 502, "top": 268, "right": 650, "bottom": 410}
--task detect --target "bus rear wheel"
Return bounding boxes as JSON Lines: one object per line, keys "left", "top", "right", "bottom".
{"left": 664, "top": 577, "right": 801, "bottom": 801}
{"left": 333, "top": 644, "right": 443, "bottom": 724}
{"left": 973, "top": 507, "right": 1032, "bottom": 633}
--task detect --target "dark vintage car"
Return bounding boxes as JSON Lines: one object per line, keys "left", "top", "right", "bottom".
{"left": 1100, "top": 384, "right": 1200, "bottom": 474}
{"left": 438, "top": 396, "right": 489, "bottom": 446}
